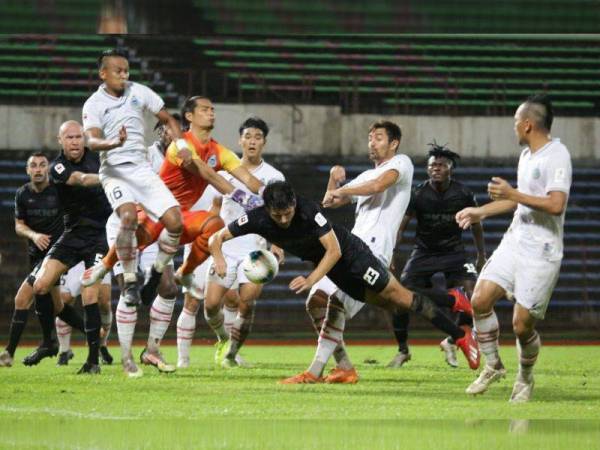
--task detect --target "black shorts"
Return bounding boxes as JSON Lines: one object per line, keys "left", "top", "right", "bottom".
{"left": 26, "top": 252, "right": 48, "bottom": 286}
{"left": 327, "top": 236, "right": 391, "bottom": 302}
{"left": 401, "top": 249, "right": 477, "bottom": 289}
{"left": 46, "top": 226, "right": 108, "bottom": 271}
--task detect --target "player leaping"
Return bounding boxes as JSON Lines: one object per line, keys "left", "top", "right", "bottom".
{"left": 82, "top": 48, "right": 186, "bottom": 307}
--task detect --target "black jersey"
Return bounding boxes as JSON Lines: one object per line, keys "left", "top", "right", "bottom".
{"left": 49, "top": 149, "right": 111, "bottom": 230}
{"left": 408, "top": 179, "right": 477, "bottom": 253}
{"left": 228, "top": 196, "right": 390, "bottom": 300}
{"left": 228, "top": 196, "right": 355, "bottom": 264}
{"left": 14, "top": 182, "right": 64, "bottom": 259}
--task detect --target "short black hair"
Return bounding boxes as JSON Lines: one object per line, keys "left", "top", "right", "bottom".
{"left": 239, "top": 116, "right": 269, "bottom": 137}
{"left": 369, "top": 120, "right": 402, "bottom": 146}
{"left": 98, "top": 48, "right": 129, "bottom": 70}
{"left": 427, "top": 141, "right": 460, "bottom": 168}
{"left": 263, "top": 181, "right": 296, "bottom": 210}
{"left": 180, "top": 96, "right": 210, "bottom": 130}
{"left": 27, "top": 151, "right": 48, "bottom": 165}
{"left": 154, "top": 113, "right": 181, "bottom": 131}
{"left": 523, "top": 94, "right": 554, "bottom": 131}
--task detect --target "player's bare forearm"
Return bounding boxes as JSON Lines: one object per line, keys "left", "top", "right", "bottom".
{"left": 394, "top": 214, "right": 412, "bottom": 245}
{"left": 338, "top": 169, "right": 398, "bottom": 198}
{"left": 192, "top": 160, "right": 236, "bottom": 195}
{"left": 510, "top": 190, "right": 567, "bottom": 216}
{"left": 306, "top": 231, "right": 342, "bottom": 286}
{"left": 479, "top": 199, "right": 517, "bottom": 219}
{"left": 15, "top": 219, "right": 37, "bottom": 241}
{"left": 85, "top": 127, "right": 126, "bottom": 152}
{"left": 157, "top": 109, "right": 183, "bottom": 140}
{"left": 67, "top": 171, "right": 100, "bottom": 187}
{"left": 232, "top": 167, "right": 262, "bottom": 194}
{"left": 208, "top": 228, "right": 233, "bottom": 275}
{"left": 471, "top": 222, "right": 486, "bottom": 258}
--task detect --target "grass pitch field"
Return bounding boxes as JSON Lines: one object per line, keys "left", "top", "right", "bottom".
{"left": 1, "top": 344, "right": 599, "bottom": 449}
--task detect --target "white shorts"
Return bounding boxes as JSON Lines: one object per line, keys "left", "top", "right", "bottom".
{"left": 479, "top": 231, "right": 561, "bottom": 320}
{"left": 206, "top": 253, "right": 250, "bottom": 290}
{"left": 182, "top": 243, "right": 211, "bottom": 298}
{"left": 100, "top": 162, "right": 178, "bottom": 221}
{"left": 106, "top": 212, "right": 171, "bottom": 277}
{"left": 60, "top": 261, "right": 111, "bottom": 298}
{"left": 309, "top": 276, "right": 365, "bottom": 320}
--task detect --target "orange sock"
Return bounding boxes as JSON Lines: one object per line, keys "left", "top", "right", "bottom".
{"left": 102, "top": 245, "right": 119, "bottom": 270}
{"left": 180, "top": 214, "right": 224, "bottom": 275}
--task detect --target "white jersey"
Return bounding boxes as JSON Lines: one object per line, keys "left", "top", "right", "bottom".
{"left": 345, "top": 154, "right": 413, "bottom": 266}
{"left": 82, "top": 81, "right": 164, "bottom": 171}
{"left": 508, "top": 138, "right": 572, "bottom": 261}
{"left": 147, "top": 141, "right": 165, "bottom": 173}
{"left": 220, "top": 160, "right": 285, "bottom": 257}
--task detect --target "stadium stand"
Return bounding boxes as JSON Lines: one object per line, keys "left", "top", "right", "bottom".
{"left": 185, "top": 35, "right": 600, "bottom": 114}
{"left": 0, "top": 34, "right": 178, "bottom": 106}
{"left": 1, "top": 34, "right": 598, "bottom": 115}
{"left": 190, "top": 0, "right": 600, "bottom": 34}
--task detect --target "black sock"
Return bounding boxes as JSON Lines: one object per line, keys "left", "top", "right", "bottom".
{"left": 34, "top": 294, "right": 55, "bottom": 346}
{"left": 84, "top": 303, "right": 101, "bottom": 365}
{"left": 6, "top": 309, "right": 29, "bottom": 357}
{"left": 391, "top": 311, "right": 410, "bottom": 353}
{"left": 414, "top": 288, "right": 455, "bottom": 309}
{"left": 410, "top": 293, "right": 465, "bottom": 341}
{"left": 58, "top": 304, "right": 85, "bottom": 332}
{"left": 456, "top": 311, "right": 473, "bottom": 328}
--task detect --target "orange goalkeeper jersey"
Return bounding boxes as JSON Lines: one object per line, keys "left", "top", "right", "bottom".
{"left": 159, "top": 130, "right": 241, "bottom": 211}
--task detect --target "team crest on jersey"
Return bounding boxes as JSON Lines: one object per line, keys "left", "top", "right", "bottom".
{"left": 131, "top": 96, "right": 140, "bottom": 107}
{"left": 54, "top": 163, "right": 65, "bottom": 174}
{"left": 208, "top": 155, "right": 217, "bottom": 168}
{"left": 532, "top": 167, "right": 541, "bottom": 179}
{"left": 238, "top": 214, "right": 249, "bottom": 226}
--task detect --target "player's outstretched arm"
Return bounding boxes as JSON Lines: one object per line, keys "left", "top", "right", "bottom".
{"left": 456, "top": 200, "right": 516, "bottom": 230}
{"left": 289, "top": 229, "right": 341, "bottom": 294}
{"left": 488, "top": 177, "right": 567, "bottom": 216}
{"left": 65, "top": 171, "right": 100, "bottom": 188}
{"left": 324, "top": 169, "right": 399, "bottom": 208}
{"left": 208, "top": 227, "right": 234, "bottom": 277}
{"left": 85, "top": 126, "right": 126, "bottom": 151}
{"left": 471, "top": 222, "right": 487, "bottom": 272}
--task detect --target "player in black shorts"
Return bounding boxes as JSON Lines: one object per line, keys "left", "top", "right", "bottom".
{"left": 388, "top": 144, "right": 486, "bottom": 368}
{"left": 32, "top": 121, "right": 113, "bottom": 374}
{"left": 209, "top": 181, "right": 480, "bottom": 383}
{"left": 0, "top": 153, "right": 84, "bottom": 367}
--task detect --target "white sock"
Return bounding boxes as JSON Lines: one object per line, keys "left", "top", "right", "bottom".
{"left": 147, "top": 295, "right": 176, "bottom": 352}
{"left": 474, "top": 310, "right": 501, "bottom": 368}
{"left": 55, "top": 317, "right": 72, "bottom": 353}
{"left": 177, "top": 308, "right": 196, "bottom": 363}
{"left": 116, "top": 225, "right": 138, "bottom": 284}
{"left": 116, "top": 295, "right": 137, "bottom": 359}
{"left": 223, "top": 304, "right": 238, "bottom": 337}
{"left": 517, "top": 331, "right": 540, "bottom": 382}
{"left": 155, "top": 228, "right": 181, "bottom": 273}
{"left": 100, "top": 309, "right": 112, "bottom": 347}
{"left": 204, "top": 308, "right": 228, "bottom": 341}
{"left": 308, "top": 299, "right": 346, "bottom": 377}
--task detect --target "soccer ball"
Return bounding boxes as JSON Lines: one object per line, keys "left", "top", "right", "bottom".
{"left": 242, "top": 249, "right": 279, "bottom": 284}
